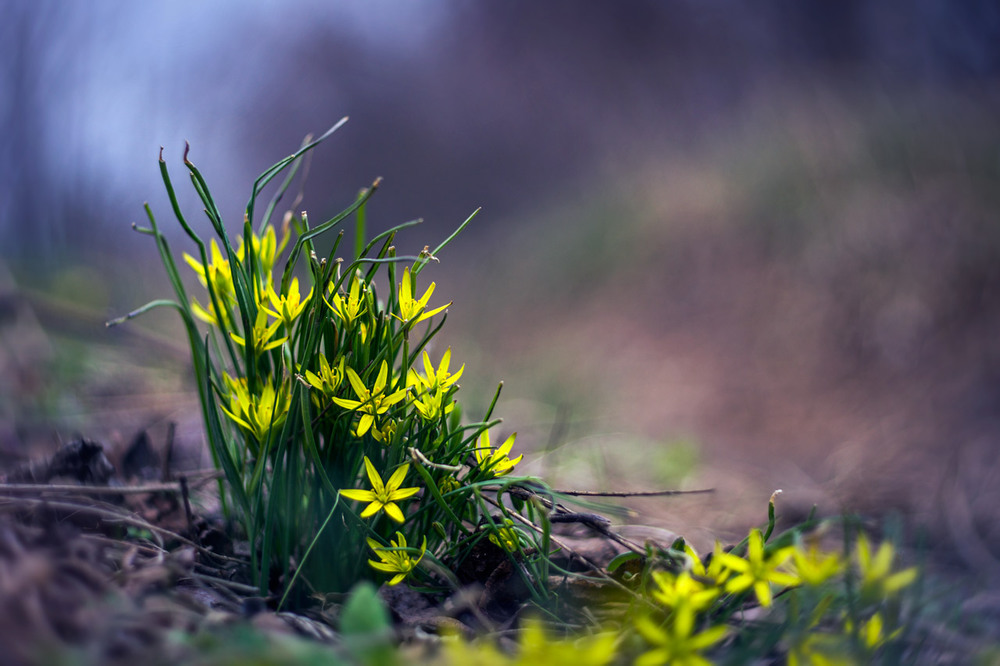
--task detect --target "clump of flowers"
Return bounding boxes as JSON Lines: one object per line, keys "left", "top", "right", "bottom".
{"left": 121, "top": 126, "right": 538, "bottom": 602}
{"left": 623, "top": 497, "right": 925, "bottom": 665}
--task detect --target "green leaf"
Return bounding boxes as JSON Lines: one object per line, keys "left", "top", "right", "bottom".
{"left": 340, "top": 582, "right": 391, "bottom": 636}
{"left": 607, "top": 551, "right": 643, "bottom": 574}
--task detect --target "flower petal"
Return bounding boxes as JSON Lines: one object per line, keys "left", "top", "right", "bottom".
{"left": 346, "top": 367, "right": 369, "bottom": 401}
{"left": 340, "top": 489, "right": 375, "bottom": 502}
{"left": 386, "top": 463, "right": 410, "bottom": 491}
{"left": 754, "top": 580, "right": 773, "bottom": 607}
{"left": 688, "top": 625, "right": 728, "bottom": 650}
{"left": 399, "top": 267, "right": 412, "bottom": 305}
{"left": 415, "top": 302, "right": 449, "bottom": 322}
{"left": 634, "top": 616, "right": 668, "bottom": 645}
{"left": 382, "top": 388, "right": 410, "bottom": 408}
{"left": 332, "top": 397, "right": 363, "bottom": 410}
{"left": 748, "top": 530, "right": 763, "bottom": 562}
{"left": 363, "top": 456, "right": 384, "bottom": 493}
{"left": 356, "top": 414, "right": 374, "bottom": 436}
{"left": 384, "top": 502, "right": 406, "bottom": 523}
{"left": 374, "top": 360, "right": 388, "bottom": 394}
{"left": 422, "top": 351, "right": 435, "bottom": 380}
{"left": 497, "top": 433, "right": 516, "bottom": 457}
{"left": 388, "top": 486, "right": 419, "bottom": 501}
{"left": 360, "top": 501, "right": 383, "bottom": 519}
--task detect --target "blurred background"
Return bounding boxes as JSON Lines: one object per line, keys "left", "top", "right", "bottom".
{"left": 3, "top": 1, "right": 1000, "bottom": 577}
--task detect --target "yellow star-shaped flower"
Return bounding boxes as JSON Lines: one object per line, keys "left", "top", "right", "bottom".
{"left": 650, "top": 570, "right": 720, "bottom": 638}
{"left": 792, "top": 541, "right": 843, "bottom": 587}
{"left": 237, "top": 223, "right": 287, "bottom": 280}
{"left": 184, "top": 239, "right": 237, "bottom": 327}
{"left": 407, "top": 348, "right": 464, "bottom": 390}
{"left": 340, "top": 456, "right": 420, "bottom": 523}
{"left": 262, "top": 277, "right": 312, "bottom": 330}
{"left": 367, "top": 532, "right": 426, "bottom": 585}
{"left": 219, "top": 373, "right": 291, "bottom": 443}
{"left": 303, "top": 354, "right": 346, "bottom": 397}
{"left": 855, "top": 534, "right": 917, "bottom": 601}
{"left": 326, "top": 271, "right": 367, "bottom": 327}
{"left": 715, "top": 528, "right": 799, "bottom": 607}
{"left": 332, "top": 360, "right": 409, "bottom": 437}
{"left": 394, "top": 266, "right": 450, "bottom": 325}
{"left": 634, "top": 614, "right": 727, "bottom": 666}
{"left": 474, "top": 430, "right": 523, "bottom": 477}
{"left": 229, "top": 308, "right": 288, "bottom": 354}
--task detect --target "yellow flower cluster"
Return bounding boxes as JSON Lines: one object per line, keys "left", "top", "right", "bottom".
{"left": 219, "top": 373, "right": 291, "bottom": 444}
{"left": 635, "top": 527, "right": 918, "bottom": 666}
{"left": 186, "top": 238, "right": 527, "bottom": 589}
{"left": 183, "top": 225, "right": 290, "bottom": 330}
{"left": 408, "top": 349, "right": 463, "bottom": 422}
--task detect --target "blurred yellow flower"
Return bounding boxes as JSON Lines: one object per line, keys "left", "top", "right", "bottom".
{"left": 792, "top": 541, "right": 843, "bottom": 587}
{"left": 634, "top": 614, "right": 726, "bottom": 666}
{"left": 438, "top": 475, "right": 461, "bottom": 495}
{"left": 184, "top": 239, "right": 236, "bottom": 327}
{"left": 437, "top": 617, "right": 617, "bottom": 666}
{"left": 846, "top": 612, "right": 901, "bottom": 650}
{"left": 715, "top": 529, "right": 799, "bottom": 607}
{"left": 237, "top": 223, "right": 287, "bottom": 280}
{"left": 787, "top": 633, "right": 851, "bottom": 666}
{"left": 488, "top": 520, "right": 521, "bottom": 552}
{"left": 684, "top": 541, "right": 730, "bottom": 587}
{"left": 649, "top": 571, "right": 720, "bottom": 638}
{"left": 854, "top": 535, "right": 917, "bottom": 601}
{"left": 516, "top": 618, "right": 617, "bottom": 666}
{"left": 184, "top": 239, "right": 233, "bottom": 295}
